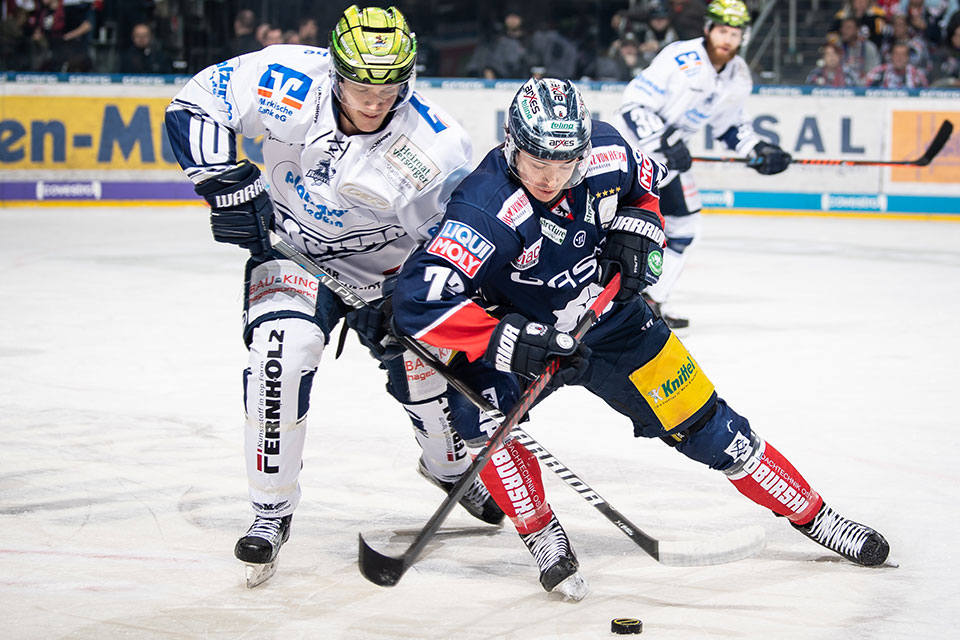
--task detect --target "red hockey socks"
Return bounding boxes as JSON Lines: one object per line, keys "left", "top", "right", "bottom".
{"left": 727, "top": 439, "right": 823, "bottom": 525}
{"left": 479, "top": 437, "right": 553, "bottom": 535}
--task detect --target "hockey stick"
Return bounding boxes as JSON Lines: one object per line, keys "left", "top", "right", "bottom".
{"left": 270, "top": 234, "right": 764, "bottom": 567}
{"left": 356, "top": 273, "right": 621, "bottom": 586}
{"left": 692, "top": 119, "right": 953, "bottom": 168}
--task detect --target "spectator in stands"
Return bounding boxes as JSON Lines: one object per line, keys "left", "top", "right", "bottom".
{"left": 881, "top": 13, "right": 932, "bottom": 73}
{"left": 297, "top": 16, "right": 319, "bottom": 47}
{"left": 585, "top": 31, "right": 642, "bottom": 81}
{"left": 806, "top": 41, "right": 861, "bottom": 85}
{"left": 527, "top": 19, "right": 580, "bottom": 79}
{"left": 668, "top": 0, "right": 708, "bottom": 40}
{"left": 639, "top": 3, "right": 679, "bottom": 64}
{"left": 931, "top": 11, "right": 960, "bottom": 84}
{"left": 254, "top": 21, "right": 271, "bottom": 48}
{"left": 1, "top": 1, "right": 32, "bottom": 70}
{"left": 836, "top": 15, "right": 881, "bottom": 82}
{"left": 865, "top": 40, "right": 930, "bottom": 84}
{"left": 262, "top": 26, "right": 283, "bottom": 47}
{"left": 228, "top": 9, "right": 258, "bottom": 57}
{"left": 55, "top": 0, "right": 92, "bottom": 71}
{"left": 118, "top": 21, "right": 171, "bottom": 74}
{"left": 900, "top": 0, "right": 954, "bottom": 44}
{"left": 283, "top": 30, "right": 300, "bottom": 44}
{"left": 464, "top": 12, "right": 531, "bottom": 79}
{"left": 832, "top": 0, "right": 888, "bottom": 47}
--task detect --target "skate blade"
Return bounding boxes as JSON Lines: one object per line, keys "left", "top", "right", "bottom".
{"left": 550, "top": 571, "right": 589, "bottom": 602}
{"left": 244, "top": 560, "right": 278, "bottom": 588}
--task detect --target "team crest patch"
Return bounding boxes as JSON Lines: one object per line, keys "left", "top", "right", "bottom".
{"left": 426, "top": 220, "right": 494, "bottom": 277}
{"left": 306, "top": 158, "right": 335, "bottom": 185}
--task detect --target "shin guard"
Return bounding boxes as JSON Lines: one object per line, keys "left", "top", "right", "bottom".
{"left": 724, "top": 435, "right": 823, "bottom": 524}
{"left": 480, "top": 438, "right": 552, "bottom": 535}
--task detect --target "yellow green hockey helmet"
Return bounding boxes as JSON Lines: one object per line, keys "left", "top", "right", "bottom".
{"left": 705, "top": 0, "right": 751, "bottom": 28}
{"left": 330, "top": 5, "right": 417, "bottom": 86}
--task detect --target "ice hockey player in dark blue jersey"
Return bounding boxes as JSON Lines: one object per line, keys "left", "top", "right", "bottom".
{"left": 391, "top": 78, "right": 889, "bottom": 600}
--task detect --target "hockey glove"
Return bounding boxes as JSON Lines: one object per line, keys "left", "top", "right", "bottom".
{"left": 599, "top": 207, "right": 665, "bottom": 303}
{"left": 195, "top": 161, "right": 274, "bottom": 260}
{"left": 747, "top": 141, "right": 792, "bottom": 175}
{"left": 344, "top": 277, "right": 402, "bottom": 359}
{"left": 659, "top": 126, "right": 692, "bottom": 173}
{"left": 484, "top": 314, "right": 591, "bottom": 387}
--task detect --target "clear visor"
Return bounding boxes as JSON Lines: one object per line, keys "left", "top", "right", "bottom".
{"left": 506, "top": 136, "right": 592, "bottom": 193}
{"left": 332, "top": 72, "right": 413, "bottom": 114}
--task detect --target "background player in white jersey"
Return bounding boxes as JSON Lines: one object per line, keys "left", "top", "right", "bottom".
{"left": 391, "top": 77, "right": 888, "bottom": 600}
{"left": 164, "top": 5, "right": 503, "bottom": 585}
{"left": 614, "top": 0, "right": 792, "bottom": 328}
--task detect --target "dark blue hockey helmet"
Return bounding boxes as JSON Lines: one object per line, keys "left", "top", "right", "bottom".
{"left": 503, "top": 78, "right": 592, "bottom": 188}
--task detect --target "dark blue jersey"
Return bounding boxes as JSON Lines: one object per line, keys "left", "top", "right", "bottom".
{"left": 393, "top": 120, "right": 666, "bottom": 361}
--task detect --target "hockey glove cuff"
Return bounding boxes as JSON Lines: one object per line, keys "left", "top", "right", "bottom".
{"left": 659, "top": 126, "right": 692, "bottom": 173}
{"left": 599, "top": 207, "right": 665, "bottom": 303}
{"left": 195, "top": 160, "right": 275, "bottom": 259}
{"left": 747, "top": 141, "right": 792, "bottom": 175}
{"left": 484, "top": 314, "right": 591, "bottom": 386}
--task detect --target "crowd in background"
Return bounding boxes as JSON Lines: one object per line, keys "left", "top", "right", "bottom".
{"left": 1, "top": 0, "right": 958, "bottom": 88}
{"left": 808, "top": 0, "right": 960, "bottom": 87}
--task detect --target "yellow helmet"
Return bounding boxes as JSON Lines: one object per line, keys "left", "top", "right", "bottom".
{"left": 705, "top": 0, "right": 751, "bottom": 28}
{"left": 330, "top": 6, "right": 416, "bottom": 85}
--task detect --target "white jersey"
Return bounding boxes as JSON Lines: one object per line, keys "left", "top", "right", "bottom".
{"left": 614, "top": 38, "right": 761, "bottom": 163}
{"left": 166, "top": 44, "right": 472, "bottom": 301}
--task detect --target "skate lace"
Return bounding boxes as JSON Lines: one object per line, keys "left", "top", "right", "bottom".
{"left": 461, "top": 477, "right": 491, "bottom": 510}
{"left": 522, "top": 516, "right": 570, "bottom": 572}
{"left": 806, "top": 506, "right": 870, "bottom": 558}
{"left": 245, "top": 516, "right": 283, "bottom": 543}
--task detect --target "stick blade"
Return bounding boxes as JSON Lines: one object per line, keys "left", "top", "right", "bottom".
{"left": 916, "top": 120, "right": 954, "bottom": 166}
{"left": 358, "top": 533, "right": 407, "bottom": 586}
{"left": 655, "top": 525, "right": 766, "bottom": 567}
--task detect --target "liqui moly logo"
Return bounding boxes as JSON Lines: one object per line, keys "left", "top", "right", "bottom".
{"left": 257, "top": 64, "right": 313, "bottom": 110}
{"left": 638, "top": 151, "right": 654, "bottom": 191}
{"left": 426, "top": 220, "right": 494, "bottom": 277}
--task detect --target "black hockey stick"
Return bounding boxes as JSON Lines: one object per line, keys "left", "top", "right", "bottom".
{"left": 270, "top": 234, "right": 764, "bottom": 567}
{"left": 356, "top": 273, "right": 621, "bottom": 586}
{"left": 693, "top": 119, "right": 953, "bottom": 168}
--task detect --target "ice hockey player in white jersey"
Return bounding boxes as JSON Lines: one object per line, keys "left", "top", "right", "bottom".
{"left": 614, "top": 0, "right": 792, "bottom": 328}
{"left": 165, "top": 5, "right": 503, "bottom": 587}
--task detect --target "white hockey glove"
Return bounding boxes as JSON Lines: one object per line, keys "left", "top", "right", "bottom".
{"left": 599, "top": 207, "right": 665, "bottom": 303}
{"left": 195, "top": 161, "right": 274, "bottom": 260}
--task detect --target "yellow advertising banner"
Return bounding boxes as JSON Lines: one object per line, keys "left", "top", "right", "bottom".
{"left": 890, "top": 110, "right": 960, "bottom": 183}
{"left": 0, "top": 95, "right": 260, "bottom": 170}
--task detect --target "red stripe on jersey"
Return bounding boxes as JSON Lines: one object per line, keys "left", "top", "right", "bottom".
{"left": 626, "top": 192, "right": 663, "bottom": 227}
{"left": 418, "top": 300, "right": 500, "bottom": 362}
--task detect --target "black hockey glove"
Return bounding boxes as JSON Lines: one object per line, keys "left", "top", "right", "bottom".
{"left": 599, "top": 207, "right": 665, "bottom": 303}
{"left": 195, "top": 160, "right": 274, "bottom": 260}
{"left": 344, "top": 277, "right": 401, "bottom": 359}
{"left": 659, "top": 126, "right": 692, "bottom": 173}
{"left": 747, "top": 141, "right": 792, "bottom": 175}
{"left": 484, "top": 314, "right": 591, "bottom": 387}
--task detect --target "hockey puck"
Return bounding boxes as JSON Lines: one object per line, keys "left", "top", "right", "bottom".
{"left": 611, "top": 618, "right": 642, "bottom": 634}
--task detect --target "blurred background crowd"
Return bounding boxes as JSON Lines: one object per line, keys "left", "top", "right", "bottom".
{"left": 1, "top": 0, "right": 958, "bottom": 87}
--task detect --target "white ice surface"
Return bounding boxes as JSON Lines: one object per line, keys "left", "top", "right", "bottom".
{"left": 1, "top": 207, "right": 959, "bottom": 639}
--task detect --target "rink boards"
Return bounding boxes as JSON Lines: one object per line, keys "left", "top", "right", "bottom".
{"left": 1, "top": 73, "right": 957, "bottom": 216}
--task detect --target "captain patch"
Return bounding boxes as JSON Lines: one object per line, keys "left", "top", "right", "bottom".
{"left": 426, "top": 220, "right": 494, "bottom": 277}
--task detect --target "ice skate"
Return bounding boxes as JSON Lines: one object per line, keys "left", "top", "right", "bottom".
{"left": 417, "top": 458, "right": 505, "bottom": 525}
{"left": 642, "top": 294, "right": 689, "bottom": 329}
{"left": 235, "top": 514, "right": 292, "bottom": 588}
{"left": 520, "top": 513, "right": 588, "bottom": 601}
{"left": 792, "top": 503, "right": 889, "bottom": 566}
